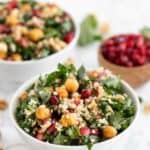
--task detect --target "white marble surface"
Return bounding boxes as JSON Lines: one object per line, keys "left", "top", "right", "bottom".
{"left": 0, "top": 0, "right": 150, "bottom": 149}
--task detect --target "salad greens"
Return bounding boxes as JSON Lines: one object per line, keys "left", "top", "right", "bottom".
{"left": 0, "top": 0, "right": 75, "bottom": 61}
{"left": 15, "top": 64, "right": 136, "bottom": 150}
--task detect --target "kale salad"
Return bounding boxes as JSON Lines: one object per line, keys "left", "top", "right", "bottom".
{"left": 0, "top": 0, "right": 75, "bottom": 61}
{"left": 15, "top": 64, "right": 136, "bottom": 150}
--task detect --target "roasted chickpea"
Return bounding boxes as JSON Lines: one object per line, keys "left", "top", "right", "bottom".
{"left": 0, "top": 51, "right": 7, "bottom": 59}
{"left": 28, "top": 28, "right": 44, "bottom": 42}
{"left": 65, "top": 77, "right": 79, "bottom": 93}
{"left": 56, "top": 86, "right": 68, "bottom": 99}
{"left": 103, "top": 125, "right": 117, "bottom": 139}
{"left": 0, "top": 42, "right": 8, "bottom": 59}
{"left": 12, "top": 53, "right": 22, "bottom": 61}
{"left": 6, "top": 15, "right": 18, "bottom": 26}
{"left": 35, "top": 105, "right": 51, "bottom": 120}
{"left": 21, "top": 4, "right": 32, "bottom": 12}
{"left": 60, "top": 113, "right": 75, "bottom": 127}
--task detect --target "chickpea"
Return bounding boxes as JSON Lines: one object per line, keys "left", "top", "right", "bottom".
{"left": 35, "top": 105, "right": 51, "bottom": 120}
{"left": 21, "top": 4, "right": 32, "bottom": 12}
{"left": 60, "top": 113, "right": 75, "bottom": 127}
{"left": 28, "top": 28, "right": 44, "bottom": 42}
{"left": 65, "top": 77, "right": 79, "bottom": 93}
{"left": 0, "top": 51, "right": 7, "bottom": 59}
{"left": 12, "top": 53, "right": 22, "bottom": 61}
{"left": 103, "top": 125, "right": 117, "bottom": 139}
{"left": 56, "top": 86, "right": 68, "bottom": 99}
{"left": 0, "top": 42, "right": 8, "bottom": 59}
{"left": 6, "top": 15, "right": 18, "bottom": 26}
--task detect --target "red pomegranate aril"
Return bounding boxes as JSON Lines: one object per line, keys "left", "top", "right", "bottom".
{"left": 18, "top": 38, "right": 29, "bottom": 48}
{"left": 74, "top": 100, "right": 80, "bottom": 105}
{"left": 120, "top": 55, "right": 129, "bottom": 65}
{"left": 32, "top": 9, "right": 41, "bottom": 17}
{"left": 50, "top": 95, "right": 59, "bottom": 105}
{"left": 146, "top": 49, "right": 150, "bottom": 57}
{"left": 127, "top": 40, "right": 135, "bottom": 48}
{"left": 90, "top": 128, "right": 100, "bottom": 136}
{"left": 108, "top": 46, "right": 116, "bottom": 53}
{"left": 81, "top": 89, "right": 91, "bottom": 99}
{"left": 136, "top": 36, "right": 144, "bottom": 48}
{"left": 0, "top": 25, "right": 10, "bottom": 34}
{"left": 63, "top": 32, "right": 74, "bottom": 43}
{"left": 137, "top": 56, "right": 146, "bottom": 65}
{"left": 7, "top": 0, "right": 17, "bottom": 10}
{"left": 36, "top": 133, "right": 44, "bottom": 141}
{"left": 101, "top": 34, "right": 150, "bottom": 67}
{"left": 105, "top": 39, "right": 114, "bottom": 46}
{"left": 80, "top": 127, "right": 90, "bottom": 136}
{"left": 118, "top": 43, "right": 127, "bottom": 52}
{"left": 136, "top": 48, "right": 146, "bottom": 56}
{"left": 47, "top": 123, "right": 57, "bottom": 134}
{"left": 108, "top": 52, "right": 116, "bottom": 61}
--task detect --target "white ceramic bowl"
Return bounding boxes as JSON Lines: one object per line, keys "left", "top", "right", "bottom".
{"left": 0, "top": 7, "right": 79, "bottom": 91}
{"left": 10, "top": 73, "right": 140, "bottom": 150}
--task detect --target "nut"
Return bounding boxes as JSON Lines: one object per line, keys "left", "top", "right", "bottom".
{"left": 0, "top": 99, "right": 8, "bottom": 110}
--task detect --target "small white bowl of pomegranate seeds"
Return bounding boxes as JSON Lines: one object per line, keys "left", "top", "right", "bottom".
{"left": 99, "top": 34, "right": 150, "bottom": 88}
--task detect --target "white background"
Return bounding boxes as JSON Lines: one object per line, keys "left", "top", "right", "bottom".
{"left": 0, "top": 0, "right": 150, "bottom": 149}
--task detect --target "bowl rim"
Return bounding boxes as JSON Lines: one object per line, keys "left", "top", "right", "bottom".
{"left": 9, "top": 70, "right": 140, "bottom": 149}
{"left": 0, "top": 5, "right": 79, "bottom": 65}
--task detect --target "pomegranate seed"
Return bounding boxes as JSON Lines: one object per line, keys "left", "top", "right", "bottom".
{"left": 50, "top": 95, "right": 59, "bottom": 105}
{"left": 80, "top": 127, "right": 90, "bottom": 136}
{"left": 118, "top": 43, "right": 126, "bottom": 52}
{"left": 120, "top": 55, "right": 129, "bottom": 65}
{"left": 36, "top": 133, "right": 44, "bottom": 141}
{"left": 104, "top": 39, "right": 114, "bottom": 46}
{"left": 47, "top": 123, "right": 57, "bottom": 134}
{"left": 32, "top": 9, "right": 41, "bottom": 17}
{"left": 108, "top": 52, "right": 116, "bottom": 62}
{"left": 90, "top": 128, "right": 100, "bottom": 136}
{"left": 7, "top": 0, "right": 17, "bottom": 10}
{"left": 74, "top": 100, "right": 80, "bottom": 105}
{"left": 136, "top": 36, "right": 144, "bottom": 47}
{"left": 137, "top": 56, "right": 146, "bottom": 65}
{"left": 81, "top": 89, "right": 91, "bottom": 99}
{"left": 136, "top": 48, "right": 146, "bottom": 56}
{"left": 0, "top": 25, "right": 11, "bottom": 34}
{"left": 146, "top": 49, "right": 150, "bottom": 57}
{"left": 101, "top": 34, "right": 150, "bottom": 67}
{"left": 18, "top": 38, "right": 29, "bottom": 48}
{"left": 63, "top": 32, "right": 74, "bottom": 43}
{"left": 127, "top": 40, "right": 135, "bottom": 47}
